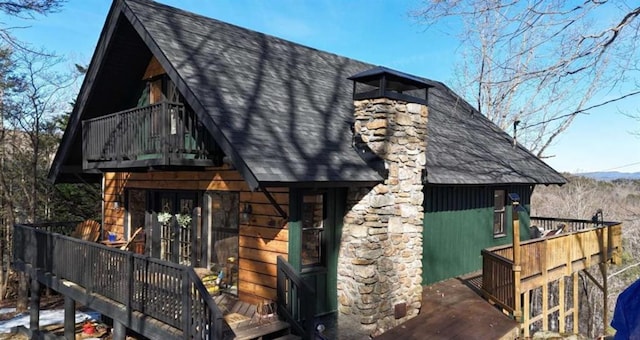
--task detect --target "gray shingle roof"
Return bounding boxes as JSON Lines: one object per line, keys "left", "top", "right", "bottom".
{"left": 50, "top": 0, "right": 566, "bottom": 186}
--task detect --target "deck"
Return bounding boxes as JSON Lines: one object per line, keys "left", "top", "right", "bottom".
{"left": 482, "top": 217, "right": 622, "bottom": 336}
{"left": 375, "top": 277, "right": 519, "bottom": 340}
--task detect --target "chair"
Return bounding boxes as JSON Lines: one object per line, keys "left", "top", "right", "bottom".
{"left": 70, "top": 220, "right": 101, "bottom": 242}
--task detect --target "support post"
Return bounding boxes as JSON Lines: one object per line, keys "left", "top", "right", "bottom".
{"left": 29, "top": 278, "right": 41, "bottom": 334}
{"left": 511, "top": 195, "right": 522, "bottom": 322}
{"left": 559, "top": 277, "right": 566, "bottom": 332}
{"left": 600, "top": 262, "right": 608, "bottom": 336}
{"left": 573, "top": 272, "right": 579, "bottom": 334}
{"left": 112, "top": 320, "right": 126, "bottom": 340}
{"left": 64, "top": 296, "right": 75, "bottom": 339}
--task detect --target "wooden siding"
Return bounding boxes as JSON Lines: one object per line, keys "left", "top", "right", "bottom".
{"left": 103, "top": 168, "right": 289, "bottom": 304}
{"left": 422, "top": 185, "right": 532, "bottom": 284}
{"left": 143, "top": 56, "right": 165, "bottom": 80}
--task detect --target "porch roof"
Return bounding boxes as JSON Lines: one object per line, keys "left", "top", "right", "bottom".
{"left": 49, "top": 0, "right": 566, "bottom": 187}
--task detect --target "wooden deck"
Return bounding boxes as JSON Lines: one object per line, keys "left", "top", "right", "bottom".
{"left": 482, "top": 219, "right": 622, "bottom": 336}
{"left": 375, "top": 278, "right": 519, "bottom": 340}
{"left": 214, "top": 294, "right": 294, "bottom": 340}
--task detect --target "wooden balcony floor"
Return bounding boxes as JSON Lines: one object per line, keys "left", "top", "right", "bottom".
{"left": 375, "top": 276, "right": 519, "bottom": 340}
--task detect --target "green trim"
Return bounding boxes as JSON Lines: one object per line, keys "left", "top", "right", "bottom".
{"left": 288, "top": 188, "right": 341, "bottom": 315}
{"left": 288, "top": 189, "right": 302, "bottom": 272}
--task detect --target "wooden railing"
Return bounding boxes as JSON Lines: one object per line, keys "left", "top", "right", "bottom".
{"left": 481, "top": 249, "right": 516, "bottom": 313}
{"left": 13, "top": 223, "right": 225, "bottom": 339}
{"left": 82, "top": 102, "right": 215, "bottom": 168}
{"left": 481, "top": 218, "right": 622, "bottom": 335}
{"left": 530, "top": 216, "right": 600, "bottom": 233}
{"left": 276, "top": 256, "right": 316, "bottom": 339}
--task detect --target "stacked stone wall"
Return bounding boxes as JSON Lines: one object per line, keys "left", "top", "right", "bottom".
{"left": 337, "top": 98, "right": 428, "bottom": 335}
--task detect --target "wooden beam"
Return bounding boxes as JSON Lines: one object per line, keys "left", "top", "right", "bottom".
{"left": 29, "top": 278, "right": 41, "bottom": 335}
{"left": 260, "top": 186, "right": 288, "bottom": 220}
{"left": 512, "top": 201, "right": 522, "bottom": 321}
{"left": 64, "top": 296, "right": 76, "bottom": 340}
{"left": 559, "top": 277, "right": 565, "bottom": 332}
{"left": 582, "top": 269, "right": 604, "bottom": 292}
{"left": 573, "top": 272, "right": 579, "bottom": 334}
{"left": 600, "top": 262, "right": 609, "bottom": 336}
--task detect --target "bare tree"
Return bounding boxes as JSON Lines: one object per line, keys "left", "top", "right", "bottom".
{"left": 413, "top": 1, "right": 640, "bottom": 157}
{"left": 2, "top": 48, "right": 77, "bottom": 311}
{"left": 0, "top": 0, "right": 65, "bottom": 52}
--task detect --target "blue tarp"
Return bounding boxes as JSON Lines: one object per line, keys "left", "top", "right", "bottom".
{"left": 612, "top": 278, "right": 640, "bottom": 339}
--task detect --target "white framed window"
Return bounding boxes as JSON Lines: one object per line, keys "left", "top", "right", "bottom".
{"left": 493, "top": 190, "right": 506, "bottom": 237}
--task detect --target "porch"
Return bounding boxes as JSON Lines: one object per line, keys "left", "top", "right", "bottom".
{"left": 481, "top": 216, "right": 622, "bottom": 336}
{"left": 11, "top": 223, "right": 306, "bottom": 339}
{"left": 82, "top": 102, "right": 222, "bottom": 170}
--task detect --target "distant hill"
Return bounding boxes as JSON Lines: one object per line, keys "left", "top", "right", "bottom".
{"left": 576, "top": 171, "right": 640, "bottom": 181}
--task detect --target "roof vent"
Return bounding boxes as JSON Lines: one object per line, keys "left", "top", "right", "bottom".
{"left": 348, "top": 66, "right": 432, "bottom": 105}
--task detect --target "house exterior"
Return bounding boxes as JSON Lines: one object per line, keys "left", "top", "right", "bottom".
{"left": 42, "top": 0, "right": 576, "bottom": 336}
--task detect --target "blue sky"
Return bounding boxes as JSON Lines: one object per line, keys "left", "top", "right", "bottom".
{"left": 3, "top": 0, "right": 639, "bottom": 173}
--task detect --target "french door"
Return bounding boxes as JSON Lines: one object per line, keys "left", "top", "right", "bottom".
{"left": 155, "top": 191, "right": 199, "bottom": 265}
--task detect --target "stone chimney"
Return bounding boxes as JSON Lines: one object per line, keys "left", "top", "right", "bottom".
{"left": 337, "top": 67, "right": 431, "bottom": 335}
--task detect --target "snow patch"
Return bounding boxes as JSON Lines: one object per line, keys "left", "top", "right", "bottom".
{"left": 0, "top": 308, "right": 100, "bottom": 333}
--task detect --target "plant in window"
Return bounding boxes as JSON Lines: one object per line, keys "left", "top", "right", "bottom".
{"left": 157, "top": 212, "right": 173, "bottom": 225}
{"left": 176, "top": 213, "right": 192, "bottom": 227}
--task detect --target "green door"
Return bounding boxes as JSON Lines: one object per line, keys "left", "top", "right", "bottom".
{"left": 289, "top": 189, "right": 343, "bottom": 316}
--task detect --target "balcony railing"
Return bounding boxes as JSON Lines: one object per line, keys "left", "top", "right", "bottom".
{"left": 12, "top": 223, "right": 227, "bottom": 339}
{"left": 481, "top": 217, "right": 622, "bottom": 336}
{"left": 82, "top": 102, "right": 219, "bottom": 169}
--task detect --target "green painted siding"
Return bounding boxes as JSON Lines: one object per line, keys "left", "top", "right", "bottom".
{"left": 422, "top": 185, "right": 533, "bottom": 285}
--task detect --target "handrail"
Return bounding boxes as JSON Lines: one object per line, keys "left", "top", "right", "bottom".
{"left": 530, "top": 216, "right": 618, "bottom": 233}
{"left": 276, "top": 256, "right": 316, "bottom": 339}
{"left": 12, "top": 223, "right": 226, "bottom": 339}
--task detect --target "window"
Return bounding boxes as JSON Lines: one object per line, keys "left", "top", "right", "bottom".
{"left": 301, "top": 193, "right": 325, "bottom": 267}
{"left": 493, "top": 190, "right": 506, "bottom": 237}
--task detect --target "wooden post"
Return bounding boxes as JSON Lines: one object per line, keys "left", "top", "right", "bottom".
{"left": 559, "top": 277, "right": 566, "bottom": 332}
{"left": 523, "top": 290, "right": 530, "bottom": 337}
{"left": 64, "top": 296, "right": 75, "bottom": 339}
{"left": 112, "top": 320, "right": 126, "bottom": 340}
{"left": 512, "top": 200, "right": 522, "bottom": 322}
{"left": 600, "top": 262, "right": 608, "bottom": 336}
{"left": 29, "top": 278, "right": 41, "bottom": 334}
{"left": 573, "top": 272, "right": 579, "bottom": 334}
{"left": 542, "top": 241, "right": 548, "bottom": 331}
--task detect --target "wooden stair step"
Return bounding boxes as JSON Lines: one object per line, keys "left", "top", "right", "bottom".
{"left": 232, "top": 320, "right": 290, "bottom": 340}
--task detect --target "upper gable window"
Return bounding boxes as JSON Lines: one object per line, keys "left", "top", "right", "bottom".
{"left": 136, "top": 75, "right": 181, "bottom": 107}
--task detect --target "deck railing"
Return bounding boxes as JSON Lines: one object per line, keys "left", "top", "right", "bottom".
{"left": 276, "top": 256, "right": 316, "bottom": 339}
{"left": 481, "top": 218, "right": 622, "bottom": 335}
{"left": 82, "top": 102, "right": 214, "bottom": 168}
{"left": 530, "top": 216, "right": 599, "bottom": 233}
{"left": 13, "top": 223, "right": 225, "bottom": 339}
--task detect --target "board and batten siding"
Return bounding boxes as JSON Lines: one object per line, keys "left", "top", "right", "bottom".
{"left": 103, "top": 168, "right": 289, "bottom": 305}
{"left": 422, "top": 185, "right": 533, "bottom": 285}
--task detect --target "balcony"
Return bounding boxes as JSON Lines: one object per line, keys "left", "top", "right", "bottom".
{"left": 481, "top": 216, "right": 622, "bottom": 336}
{"left": 82, "top": 102, "right": 222, "bottom": 170}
